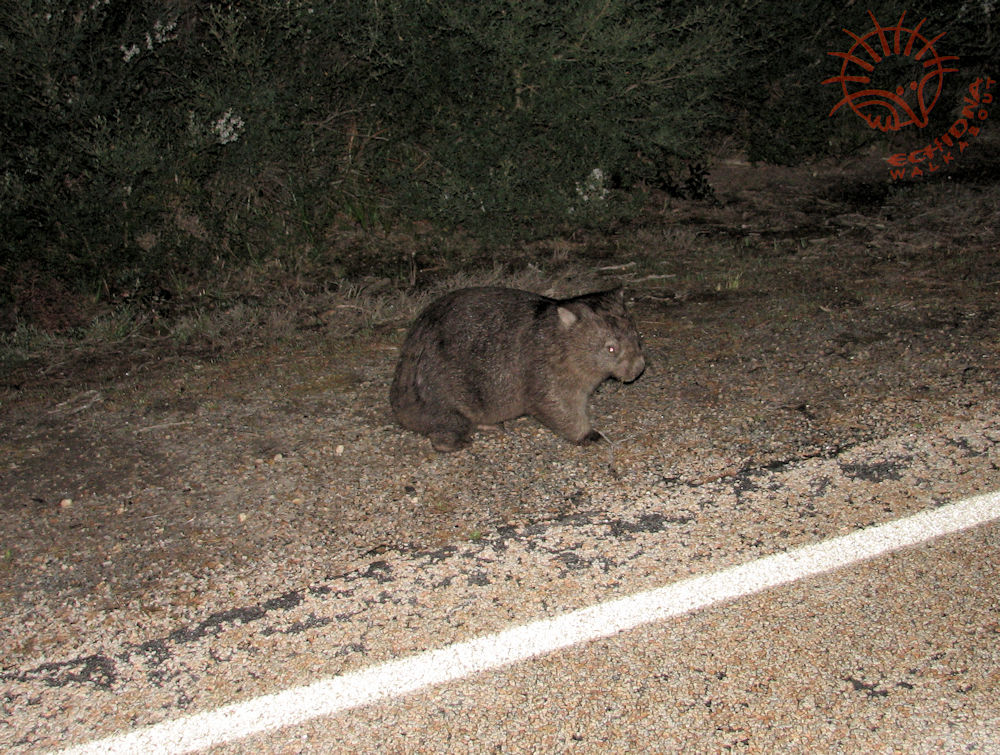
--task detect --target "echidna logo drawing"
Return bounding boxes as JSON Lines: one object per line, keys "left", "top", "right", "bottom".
{"left": 824, "top": 10, "right": 959, "bottom": 131}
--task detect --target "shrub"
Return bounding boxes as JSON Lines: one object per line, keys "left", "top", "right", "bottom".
{"left": 326, "top": 0, "right": 740, "bottom": 236}
{"left": 1, "top": 1, "right": 748, "bottom": 300}
{"left": 1, "top": 1, "right": 358, "bottom": 302}
{"left": 3, "top": 0, "right": 994, "bottom": 314}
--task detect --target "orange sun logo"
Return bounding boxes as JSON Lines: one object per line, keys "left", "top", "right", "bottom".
{"left": 824, "top": 10, "right": 960, "bottom": 132}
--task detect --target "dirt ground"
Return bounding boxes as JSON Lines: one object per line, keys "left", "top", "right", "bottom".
{"left": 1, "top": 148, "right": 998, "bottom": 658}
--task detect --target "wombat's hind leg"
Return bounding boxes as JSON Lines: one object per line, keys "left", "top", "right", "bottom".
{"left": 576, "top": 429, "right": 606, "bottom": 445}
{"left": 427, "top": 411, "right": 475, "bottom": 452}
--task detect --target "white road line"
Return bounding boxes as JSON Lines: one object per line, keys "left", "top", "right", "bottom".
{"left": 59, "top": 490, "right": 1000, "bottom": 755}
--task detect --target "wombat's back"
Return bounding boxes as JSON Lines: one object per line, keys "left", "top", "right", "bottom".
{"left": 390, "top": 288, "right": 544, "bottom": 434}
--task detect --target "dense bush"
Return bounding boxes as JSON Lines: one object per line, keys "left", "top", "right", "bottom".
{"left": 1, "top": 1, "right": 996, "bottom": 309}
{"left": 336, "top": 0, "right": 739, "bottom": 230}
{"left": 2, "top": 1, "right": 356, "bottom": 298}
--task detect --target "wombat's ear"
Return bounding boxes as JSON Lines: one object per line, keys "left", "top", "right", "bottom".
{"left": 557, "top": 306, "right": 579, "bottom": 327}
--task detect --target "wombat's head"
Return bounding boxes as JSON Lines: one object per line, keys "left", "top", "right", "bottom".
{"left": 556, "top": 288, "right": 645, "bottom": 384}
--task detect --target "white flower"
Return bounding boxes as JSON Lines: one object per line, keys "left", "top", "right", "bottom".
{"left": 213, "top": 110, "right": 246, "bottom": 145}
{"left": 152, "top": 19, "right": 177, "bottom": 45}
{"left": 575, "top": 167, "right": 609, "bottom": 203}
{"left": 120, "top": 18, "right": 177, "bottom": 63}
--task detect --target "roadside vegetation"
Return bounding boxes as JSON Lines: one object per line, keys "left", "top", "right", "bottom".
{"left": 1, "top": 1, "right": 996, "bottom": 377}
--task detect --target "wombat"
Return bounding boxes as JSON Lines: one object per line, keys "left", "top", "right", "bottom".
{"left": 389, "top": 286, "right": 645, "bottom": 451}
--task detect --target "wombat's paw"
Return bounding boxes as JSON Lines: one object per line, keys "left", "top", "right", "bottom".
{"left": 577, "top": 429, "right": 606, "bottom": 445}
{"left": 429, "top": 432, "right": 470, "bottom": 452}
{"left": 476, "top": 423, "right": 506, "bottom": 434}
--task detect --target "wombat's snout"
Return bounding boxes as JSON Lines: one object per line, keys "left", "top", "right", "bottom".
{"left": 616, "top": 346, "right": 646, "bottom": 383}
{"left": 608, "top": 327, "right": 645, "bottom": 383}
{"left": 623, "top": 353, "right": 645, "bottom": 382}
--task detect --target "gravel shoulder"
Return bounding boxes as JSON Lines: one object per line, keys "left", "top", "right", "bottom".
{"left": 1, "top": 154, "right": 999, "bottom": 751}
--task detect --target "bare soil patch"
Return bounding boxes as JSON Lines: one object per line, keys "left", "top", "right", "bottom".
{"left": 1, "top": 151, "right": 998, "bottom": 647}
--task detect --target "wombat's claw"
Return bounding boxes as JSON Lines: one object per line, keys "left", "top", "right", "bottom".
{"left": 429, "top": 433, "right": 469, "bottom": 452}
{"left": 577, "top": 429, "right": 606, "bottom": 445}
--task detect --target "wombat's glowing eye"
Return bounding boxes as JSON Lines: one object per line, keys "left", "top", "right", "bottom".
{"left": 607, "top": 344, "right": 617, "bottom": 354}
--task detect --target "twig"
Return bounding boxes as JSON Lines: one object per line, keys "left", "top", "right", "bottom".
{"left": 48, "top": 390, "right": 102, "bottom": 415}
{"left": 632, "top": 274, "right": 677, "bottom": 282}
{"left": 597, "top": 262, "right": 637, "bottom": 272}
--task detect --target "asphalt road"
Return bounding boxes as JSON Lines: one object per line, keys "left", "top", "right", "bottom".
{"left": 5, "top": 407, "right": 999, "bottom": 754}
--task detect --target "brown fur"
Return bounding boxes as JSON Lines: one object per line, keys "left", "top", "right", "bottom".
{"left": 389, "top": 287, "right": 645, "bottom": 451}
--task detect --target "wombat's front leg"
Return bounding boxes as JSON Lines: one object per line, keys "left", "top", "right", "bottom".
{"left": 426, "top": 410, "right": 475, "bottom": 452}
{"left": 534, "top": 396, "right": 601, "bottom": 446}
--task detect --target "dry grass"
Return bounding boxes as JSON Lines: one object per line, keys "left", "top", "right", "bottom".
{"left": 3, "top": 149, "right": 998, "bottom": 399}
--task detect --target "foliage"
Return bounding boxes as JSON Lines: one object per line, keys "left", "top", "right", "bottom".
{"left": 1, "top": 0, "right": 358, "bottom": 302}
{"left": 1, "top": 0, "right": 996, "bottom": 315}
{"left": 322, "top": 0, "right": 739, "bottom": 234}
